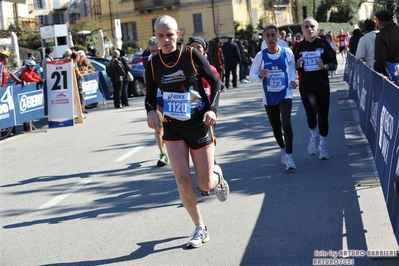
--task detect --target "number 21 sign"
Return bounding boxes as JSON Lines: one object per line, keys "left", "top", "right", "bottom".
{"left": 47, "top": 59, "right": 75, "bottom": 128}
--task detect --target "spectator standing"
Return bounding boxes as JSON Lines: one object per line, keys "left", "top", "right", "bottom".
{"left": 356, "top": 18, "right": 378, "bottom": 67}
{"left": 250, "top": 35, "right": 261, "bottom": 58}
{"left": 42, "top": 46, "right": 54, "bottom": 76}
{"left": 23, "top": 52, "right": 35, "bottom": 66}
{"left": 0, "top": 50, "right": 19, "bottom": 87}
{"left": 337, "top": 29, "right": 349, "bottom": 63}
{"left": 109, "top": 50, "right": 126, "bottom": 108}
{"left": 20, "top": 60, "right": 42, "bottom": 84}
{"left": 249, "top": 25, "right": 298, "bottom": 171}
{"left": 318, "top": 29, "right": 326, "bottom": 40}
{"left": 63, "top": 49, "right": 72, "bottom": 60}
{"left": 20, "top": 59, "right": 44, "bottom": 129}
{"left": 207, "top": 37, "right": 225, "bottom": 82}
{"left": 291, "top": 33, "right": 302, "bottom": 47}
{"left": 70, "top": 52, "right": 86, "bottom": 117}
{"left": 77, "top": 50, "right": 94, "bottom": 75}
{"left": 222, "top": 36, "right": 241, "bottom": 88}
{"left": 236, "top": 37, "right": 251, "bottom": 83}
{"left": 373, "top": 10, "right": 399, "bottom": 79}
{"left": 349, "top": 29, "right": 362, "bottom": 55}
{"left": 119, "top": 49, "right": 132, "bottom": 107}
{"left": 293, "top": 17, "right": 338, "bottom": 160}
{"left": 325, "top": 34, "right": 337, "bottom": 78}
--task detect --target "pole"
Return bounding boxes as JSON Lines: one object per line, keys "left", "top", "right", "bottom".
{"left": 313, "top": 0, "right": 316, "bottom": 18}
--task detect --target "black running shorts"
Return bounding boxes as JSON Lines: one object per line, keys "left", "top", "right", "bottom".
{"left": 163, "top": 115, "right": 214, "bottom": 150}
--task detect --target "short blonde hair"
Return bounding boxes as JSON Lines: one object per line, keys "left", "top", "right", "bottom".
{"left": 113, "top": 50, "right": 120, "bottom": 57}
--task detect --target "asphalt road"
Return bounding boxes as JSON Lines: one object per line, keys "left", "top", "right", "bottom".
{"left": 1, "top": 61, "right": 398, "bottom": 266}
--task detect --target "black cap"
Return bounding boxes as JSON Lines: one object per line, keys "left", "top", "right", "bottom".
{"left": 27, "top": 52, "right": 33, "bottom": 57}
{"left": 375, "top": 10, "right": 393, "bottom": 22}
{"left": 189, "top": 37, "right": 207, "bottom": 50}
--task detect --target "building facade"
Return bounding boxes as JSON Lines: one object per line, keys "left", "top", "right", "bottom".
{"left": 92, "top": 0, "right": 295, "bottom": 49}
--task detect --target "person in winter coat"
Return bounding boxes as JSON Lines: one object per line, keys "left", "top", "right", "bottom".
{"left": 221, "top": 36, "right": 241, "bottom": 88}
{"left": 109, "top": 50, "right": 126, "bottom": 108}
{"left": 207, "top": 37, "right": 225, "bottom": 82}
{"left": 356, "top": 18, "right": 378, "bottom": 67}
{"left": 119, "top": 49, "right": 132, "bottom": 107}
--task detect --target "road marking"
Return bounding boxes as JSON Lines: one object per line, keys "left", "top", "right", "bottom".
{"left": 37, "top": 180, "right": 92, "bottom": 210}
{"left": 115, "top": 146, "right": 144, "bottom": 162}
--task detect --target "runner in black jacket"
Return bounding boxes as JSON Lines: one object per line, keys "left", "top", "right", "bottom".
{"left": 292, "top": 17, "right": 337, "bottom": 160}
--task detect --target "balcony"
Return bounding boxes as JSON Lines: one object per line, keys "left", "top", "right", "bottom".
{"left": 134, "top": 0, "right": 180, "bottom": 12}
{"left": 53, "top": 3, "right": 68, "bottom": 12}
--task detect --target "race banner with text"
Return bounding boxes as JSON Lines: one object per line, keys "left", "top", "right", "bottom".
{"left": 46, "top": 59, "right": 74, "bottom": 128}
{"left": 82, "top": 72, "right": 108, "bottom": 105}
{"left": 0, "top": 83, "right": 45, "bottom": 129}
{"left": 344, "top": 53, "right": 399, "bottom": 243}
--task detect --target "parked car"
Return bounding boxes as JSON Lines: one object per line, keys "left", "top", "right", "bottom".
{"left": 130, "top": 51, "right": 145, "bottom": 64}
{"left": 129, "top": 63, "right": 145, "bottom": 97}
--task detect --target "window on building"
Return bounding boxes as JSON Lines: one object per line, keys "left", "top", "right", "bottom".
{"left": 36, "top": 15, "right": 48, "bottom": 25}
{"left": 120, "top": 0, "right": 130, "bottom": 2}
{"left": 34, "top": 0, "right": 46, "bottom": 9}
{"left": 69, "top": 13, "right": 81, "bottom": 24}
{"left": 71, "top": 0, "right": 77, "bottom": 8}
{"left": 53, "top": 14, "right": 64, "bottom": 24}
{"left": 53, "top": 0, "right": 60, "bottom": 8}
{"left": 121, "top": 21, "right": 138, "bottom": 41}
{"left": 93, "top": 0, "right": 101, "bottom": 15}
{"left": 193, "top": 13, "right": 203, "bottom": 33}
{"left": 154, "top": 0, "right": 164, "bottom": 6}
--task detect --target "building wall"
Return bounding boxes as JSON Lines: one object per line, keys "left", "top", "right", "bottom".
{"left": 0, "top": 1, "right": 30, "bottom": 30}
{"left": 96, "top": 0, "right": 293, "bottom": 50}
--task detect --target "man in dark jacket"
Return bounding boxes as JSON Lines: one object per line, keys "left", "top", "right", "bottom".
{"left": 374, "top": 10, "right": 399, "bottom": 78}
{"left": 119, "top": 49, "right": 132, "bottom": 107}
{"left": 221, "top": 36, "right": 241, "bottom": 88}
{"left": 109, "top": 50, "right": 126, "bottom": 108}
{"left": 207, "top": 37, "right": 225, "bottom": 82}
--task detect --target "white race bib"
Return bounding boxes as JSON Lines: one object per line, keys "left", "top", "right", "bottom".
{"left": 302, "top": 51, "right": 321, "bottom": 72}
{"left": 163, "top": 91, "right": 191, "bottom": 121}
{"left": 266, "top": 71, "right": 286, "bottom": 92}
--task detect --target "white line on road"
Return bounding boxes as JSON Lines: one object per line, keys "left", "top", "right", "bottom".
{"left": 115, "top": 146, "right": 144, "bottom": 162}
{"left": 37, "top": 180, "right": 92, "bottom": 210}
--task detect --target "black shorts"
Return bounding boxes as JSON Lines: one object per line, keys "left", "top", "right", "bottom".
{"left": 339, "top": 47, "right": 346, "bottom": 52}
{"left": 163, "top": 115, "right": 214, "bottom": 150}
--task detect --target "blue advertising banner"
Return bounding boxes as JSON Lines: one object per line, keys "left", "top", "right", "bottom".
{"left": 345, "top": 53, "right": 399, "bottom": 244}
{"left": 82, "top": 72, "right": 108, "bottom": 105}
{"left": 0, "top": 85, "right": 16, "bottom": 129}
{"left": 0, "top": 83, "right": 45, "bottom": 129}
{"left": 13, "top": 83, "right": 45, "bottom": 125}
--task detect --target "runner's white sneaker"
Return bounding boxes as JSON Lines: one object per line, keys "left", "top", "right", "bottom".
{"left": 308, "top": 136, "right": 319, "bottom": 155}
{"left": 214, "top": 164, "right": 229, "bottom": 202}
{"left": 280, "top": 148, "right": 286, "bottom": 165}
{"left": 285, "top": 155, "right": 296, "bottom": 170}
{"left": 187, "top": 226, "right": 209, "bottom": 248}
{"left": 319, "top": 145, "right": 330, "bottom": 160}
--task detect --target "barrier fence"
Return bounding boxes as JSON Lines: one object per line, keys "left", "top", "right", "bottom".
{"left": 344, "top": 53, "right": 399, "bottom": 244}
{"left": 0, "top": 71, "right": 108, "bottom": 130}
